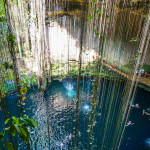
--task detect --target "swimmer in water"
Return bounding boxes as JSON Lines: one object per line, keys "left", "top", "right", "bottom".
{"left": 59, "top": 133, "right": 72, "bottom": 149}
{"left": 126, "top": 121, "right": 134, "bottom": 126}
{"left": 142, "top": 109, "right": 145, "bottom": 115}
{"left": 135, "top": 104, "right": 140, "bottom": 108}
{"left": 147, "top": 107, "right": 150, "bottom": 111}
{"left": 68, "top": 133, "right": 72, "bottom": 140}
{"left": 59, "top": 79, "right": 62, "bottom": 82}
{"left": 60, "top": 142, "right": 63, "bottom": 150}
{"left": 66, "top": 135, "right": 69, "bottom": 139}
{"left": 65, "top": 133, "right": 72, "bottom": 142}
{"left": 129, "top": 101, "right": 140, "bottom": 108}
{"left": 142, "top": 109, "right": 150, "bottom": 116}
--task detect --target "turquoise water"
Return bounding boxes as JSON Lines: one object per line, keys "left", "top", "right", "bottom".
{"left": 0, "top": 78, "right": 150, "bottom": 150}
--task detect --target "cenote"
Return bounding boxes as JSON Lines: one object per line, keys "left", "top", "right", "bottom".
{"left": 0, "top": 78, "right": 150, "bottom": 150}
{"left": 0, "top": 0, "right": 150, "bottom": 150}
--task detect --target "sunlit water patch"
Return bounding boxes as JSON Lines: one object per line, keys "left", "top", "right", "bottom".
{"left": 82, "top": 103, "right": 91, "bottom": 114}
{"left": 145, "top": 138, "right": 150, "bottom": 148}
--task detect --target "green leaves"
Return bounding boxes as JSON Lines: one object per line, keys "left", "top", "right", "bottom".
{"left": 0, "top": 0, "right": 5, "bottom": 17}
{"left": 20, "top": 117, "right": 38, "bottom": 128}
{"left": 12, "top": 116, "right": 20, "bottom": 125}
{"left": 88, "top": 15, "right": 93, "bottom": 20}
{"left": 3, "top": 142, "right": 14, "bottom": 150}
{"left": 14, "top": 125, "right": 30, "bottom": 144}
{"left": 106, "top": 15, "right": 109, "bottom": 19}
{"left": 4, "top": 116, "right": 37, "bottom": 144}
{"left": 107, "top": 22, "right": 110, "bottom": 25}
{"left": 104, "top": 34, "right": 108, "bottom": 38}
{"left": 20, "top": 86, "right": 27, "bottom": 95}
{"left": 1, "top": 116, "right": 37, "bottom": 148}
{"left": 3, "top": 127, "right": 10, "bottom": 131}
{"left": 10, "top": 125, "right": 16, "bottom": 136}
{"left": 129, "top": 38, "right": 137, "bottom": 42}
{"left": 93, "top": 0, "right": 97, "bottom": 3}
{"left": 0, "top": 16, "right": 6, "bottom": 22}
{"left": 144, "top": 18, "right": 148, "bottom": 22}
{"left": 16, "top": 50, "right": 20, "bottom": 54}
{"left": 4, "top": 118, "right": 10, "bottom": 124}
{"left": 6, "top": 34, "right": 16, "bottom": 43}
{"left": 0, "top": 131, "right": 5, "bottom": 141}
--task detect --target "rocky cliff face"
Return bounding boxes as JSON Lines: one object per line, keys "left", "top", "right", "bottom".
{"left": 104, "top": 7, "right": 149, "bottom": 66}
{"left": 46, "top": 0, "right": 150, "bottom": 66}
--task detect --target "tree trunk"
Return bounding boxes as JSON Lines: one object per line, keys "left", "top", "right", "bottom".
{"left": 3, "top": 0, "right": 21, "bottom": 95}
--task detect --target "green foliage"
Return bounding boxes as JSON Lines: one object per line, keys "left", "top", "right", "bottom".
{"left": 7, "top": 34, "right": 17, "bottom": 46}
{"left": 0, "top": 0, "right": 5, "bottom": 17}
{"left": 106, "top": 15, "right": 109, "bottom": 18}
{"left": 106, "top": 22, "right": 110, "bottom": 25}
{"left": 88, "top": 15, "right": 93, "bottom": 20}
{"left": 0, "top": 80, "right": 7, "bottom": 98}
{"left": 0, "top": 63, "right": 13, "bottom": 98}
{"left": 69, "top": 68, "right": 78, "bottom": 76}
{"left": 2, "top": 61, "right": 13, "bottom": 70}
{"left": 144, "top": 17, "right": 148, "bottom": 22}
{"left": 4, "top": 118, "right": 11, "bottom": 125}
{"left": 0, "top": 131, "right": 5, "bottom": 141}
{"left": 143, "top": 64, "right": 150, "bottom": 73}
{"left": 1, "top": 116, "right": 37, "bottom": 149}
{"left": 129, "top": 37, "right": 137, "bottom": 42}
{"left": 20, "top": 86, "right": 27, "bottom": 95}
{"left": 0, "top": 62, "right": 15, "bottom": 95}
{"left": 19, "top": 73, "right": 37, "bottom": 88}
{"left": 3, "top": 142, "right": 14, "bottom": 150}
{"left": 93, "top": 0, "right": 97, "bottom": 4}
{"left": 20, "top": 118, "right": 38, "bottom": 128}
{"left": 0, "top": 16, "right": 6, "bottom": 22}
{"left": 0, "top": 64, "right": 37, "bottom": 96}
{"left": 30, "top": 75, "right": 37, "bottom": 85}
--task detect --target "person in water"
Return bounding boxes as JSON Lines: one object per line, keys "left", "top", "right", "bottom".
{"left": 142, "top": 109, "right": 150, "bottom": 116}
{"left": 126, "top": 121, "right": 134, "bottom": 126}
{"left": 60, "top": 133, "right": 72, "bottom": 149}
{"left": 68, "top": 133, "right": 72, "bottom": 140}
{"left": 60, "top": 142, "right": 64, "bottom": 150}
{"left": 147, "top": 107, "right": 150, "bottom": 111}
{"left": 129, "top": 101, "right": 140, "bottom": 108}
{"left": 60, "top": 140, "right": 67, "bottom": 150}
{"left": 135, "top": 104, "right": 140, "bottom": 108}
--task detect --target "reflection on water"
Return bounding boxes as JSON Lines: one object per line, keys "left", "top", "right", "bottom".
{"left": 65, "top": 83, "right": 74, "bottom": 91}
{"left": 82, "top": 103, "right": 91, "bottom": 114}
{"left": 66, "top": 90, "right": 76, "bottom": 98}
{"left": 145, "top": 138, "right": 150, "bottom": 148}
{"left": 63, "top": 79, "right": 76, "bottom": 98}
